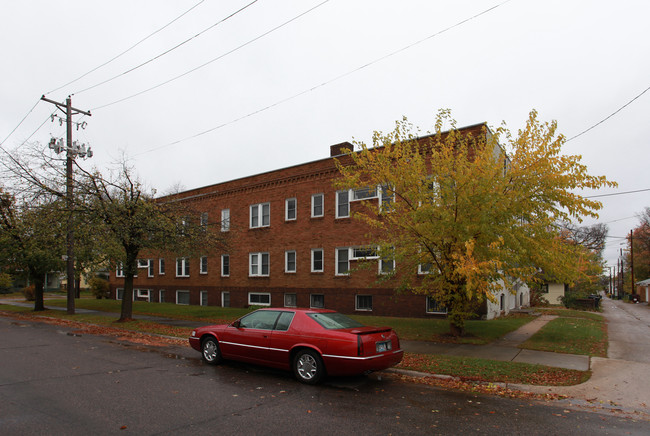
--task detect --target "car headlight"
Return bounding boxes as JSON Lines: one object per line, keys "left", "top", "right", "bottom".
{"left": 191, "top": 330, "right": 196, "bottom": 337}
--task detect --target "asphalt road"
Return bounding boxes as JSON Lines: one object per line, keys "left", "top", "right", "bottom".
{"left": 1, "top": 314, "right": 647, "bottom": 435}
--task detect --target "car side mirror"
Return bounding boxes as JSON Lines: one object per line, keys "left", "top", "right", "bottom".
{"left": 231, "top": 320, "right": 241, "bottom": 329}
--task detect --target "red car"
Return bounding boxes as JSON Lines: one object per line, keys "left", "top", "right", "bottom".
{"left": 188, "top": 308, "right": 403, "bottom": 384}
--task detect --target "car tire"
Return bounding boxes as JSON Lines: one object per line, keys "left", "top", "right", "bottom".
{"left": 201, "top": 337, "right": 222, "bottom": 365}
{"left": 293, "top": 349, "right": 324, "bottom": 384}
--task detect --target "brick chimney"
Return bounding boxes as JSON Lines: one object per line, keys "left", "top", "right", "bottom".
{"left": 330, "top": 141, "right": 353, "bottom": 157}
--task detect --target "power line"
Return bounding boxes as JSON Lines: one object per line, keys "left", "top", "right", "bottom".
{"left": 47, "top": 0, "right": 207, "bottom": 95}
{"left": 585, "top": 188, "right": 650, "bottom": 198}
{"left": 135, "top": 0, "right": 511, "bottom": 154}
{"left": 74, "top": 0, "right": 259, "bottom": 95}
{"left": 566, "top": 84, "right": 650, "bottom": 142}
{"left": 0, "top": 99, "right": 41, "bottom": 148}
{"left": 92, "top": 0, "right": 330, "bottom": 111}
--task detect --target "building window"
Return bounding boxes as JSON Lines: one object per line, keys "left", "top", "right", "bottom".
{"left": 285, "top": 198, "right": 297, "bottom": 221}
{"left": 248, "top": 292, "right": 271, "bottom": 306}
{"left": 176, "top": 258, "right": 190, "bottom": 277}
{"left": 285, "top": 250, "right": 296, "bottom": 273}
{"left": 221, "top": 209, "right": 230, "bottom": 232}
{"left": 310, "top": 294, "right": 324, "bottom": 308}
{"left": 148, "top": 260, "right": 154, "bottom": 277}
{"left": 200, "top": 291, "right": 208, "bottom": 306}
{"left": 356, "top": 295, "right": 372, "bottom": 311}
{"left": 380, "top": 185, "right": 395, "bottom": 212}
{"left": 159, "top": 289, "right": 166, "bottom": 303}
{"left": 351, "top": 186, "right": 377, "bottom": 201}
{"left": 137, "top": 258, "right": 150, "bottom": 269}
{"left": 159, "top": 258, "right": 165, "bottom": 275}
{"left": 135, "top": 289, "right": 151, "bottom": 302}
{"left": 200, "top": 256, "right": 208, "bottom": 274}
{"left": 249, "top": 252, "right": 269, "bottom": 276}
{"left": 222, "top": 291, "right": 230, "bottom": 307}
{"left": 311, "top": 193, "right": 324, "bottom": 217}
{"left": 379, "top": 258, "right": 395, "bottom": 275}
{"left": 284, "top": 293, "right": 297, "bottom": 307}
{"left": 200, "top": 212, "right": 208, "bottom": 229}
{"left": 250, "top": 203, "right": 270, "bottom": 228}
{"left": 426, "top": 296, "right": 447, "bottom": 314}
{"left": 176, "top": 290, "right": 190, "bottom": 305}
{"left": 116, "top": 288, "right": 124, "bottom": 300}
{"left": 311, "top": 249, "right": 324, "bottom": 272}
{"left": 418, "top": 262, "right": 433, "bottom": 274}
{"left": 116, "top": 263, "right": 124, "bottom": 278}
{"left": 336, "top": 190, "right": 349, "bottom": 218}
{"left": 336, "top": 248, "right": 350, "bottom": 275}
{"left": 221, "top": 254, "right": 230, "bottom": 277}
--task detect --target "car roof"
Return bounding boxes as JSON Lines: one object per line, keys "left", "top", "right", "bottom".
{"left": 257, "top": 307, "right": 336, "bottom": 314}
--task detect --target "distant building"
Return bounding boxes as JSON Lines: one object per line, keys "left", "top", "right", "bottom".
{"left": 108, "top": 124, "right": 529, "bottom": 318}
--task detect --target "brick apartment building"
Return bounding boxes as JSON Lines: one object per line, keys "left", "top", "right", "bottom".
{"left": 109, "top": 123, "right": 529, "bottom": 318}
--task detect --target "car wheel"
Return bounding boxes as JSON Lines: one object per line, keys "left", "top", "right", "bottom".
{"left": 293, "top": 349, "right": 324, "bottom": 384}
{"left": 201, "top": 337, "right": 222, "bottom": 364}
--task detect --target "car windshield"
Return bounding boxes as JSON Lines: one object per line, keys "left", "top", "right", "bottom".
{"left": 308, "top": 312, "right": 364, "bottom": 330}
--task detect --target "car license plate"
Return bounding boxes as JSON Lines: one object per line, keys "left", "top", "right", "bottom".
{"left": 376, "top": 340, "right": 392, "bottom": 353}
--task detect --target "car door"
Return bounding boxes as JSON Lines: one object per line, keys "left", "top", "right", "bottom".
{"left": 220, "top": 310, "right": 279, "bottom": 364}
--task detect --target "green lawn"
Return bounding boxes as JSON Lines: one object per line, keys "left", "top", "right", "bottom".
{"left": 43, "top": 298, "right": 533, "bottom": 344}
{"left": 398, "top": 353, "right": 590, "bottom": 386}
{"left": 520, "top": 309, "right": 607, "bottom": 357}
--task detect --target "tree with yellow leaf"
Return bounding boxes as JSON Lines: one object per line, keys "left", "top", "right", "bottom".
{"left": 336, "top": 110, "right": 615, "bottom": 335}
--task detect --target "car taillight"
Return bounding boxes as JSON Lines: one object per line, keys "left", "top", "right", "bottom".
{"left": 357, "top": 335, "right": 364, "bottom": 356}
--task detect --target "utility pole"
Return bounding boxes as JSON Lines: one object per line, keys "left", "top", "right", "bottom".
{"left": 40, "top": 95, "right": 91, "bottom": 315}
{"left": 630, "top": 230, "right": 635, "bottom": 297}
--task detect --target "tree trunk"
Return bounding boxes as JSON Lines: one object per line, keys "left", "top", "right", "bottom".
{"left": 449, "top": 321, "right": 464, "bottom": 337}
{"left": 118, "top": 273, "right": 134, "bottom": 322}
{"left": 33, "top": 276, "right": 45, "bottom": 312}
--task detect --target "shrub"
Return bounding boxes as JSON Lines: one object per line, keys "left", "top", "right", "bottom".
{"left": 88, "top": 276, "right": 110, "bottom": 299}
{"left": 22, "top": 285, "right": 35, "bottom": 301}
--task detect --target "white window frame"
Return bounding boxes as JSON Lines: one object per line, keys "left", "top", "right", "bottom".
{"left": 311, "top": 248, "right": 324, "bottom": 272}
{"left": 249, "top": 252, "right": 270, "bottom": 277}
{"left": 200, "top": 290, "right": 208, "bottom": 306}
{"left": 221, "top": 291, "right": 230, "bottom": 307}
{"left": 176, "top": 290, "right": 190, "bottom": 305}
{"left": 311, "top": 193, "right": 324, "bottom": 218}
{"left": 200, "top": 255, "right": 208, "bottom": 274}
{"left": 248, "top": 292, "right": 271, "bottom": 306}
{"left": 159, "top": 258, "right": 165, "bottom": 275}
{"left": 221, "top": 209, "right": 230, "bottom": 232}
{"left": 285, "top": 250, "right": 296, "bottom": 273}
{"left": 176, "top": 257, "right": 190, "bottom": 277}
{"left": 135, "top": 289, "right": 151, "bottom": 302}
{"left": 285, "top": 198, "right": 297, "bottom": 221}
{"left": 221, "top": 254, "right": 230, "bottom": 277}
{"left": 355, "top": 295, "right": 373, "bottom": 311}
{"left": 336, "top": 190, "right": 350, "bottom": 218}
{"left": 351, "top": 246, "right": 379, "bottom": 260}
{"left": 137, "top": 258, "right": 150, "bottom": 269}
{"left": 336, "top": 248, "right": 350, "bottom": 276}
{"left": 379, "top": 258, "right": 395, "bottom": 275}
{"left": 116, "top": 288, "right": 124, "bottom": 300}
{"left": 351, "top": 186, "right": 378, "bottom": 201}
{"left": 250, "top": 203, "right": 270, "bottom": 228}
{"left": 116, "top": 263, "right": 124, "bottom": 278}
{"left": 148, "top": 259, "right": 154, "bottom": 277}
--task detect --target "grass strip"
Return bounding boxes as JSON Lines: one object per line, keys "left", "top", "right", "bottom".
{"left": 398, "top": 353, "right": 590, "bottom": 386}
{"left": 521, "top": 316, "right": 607, "bottom": 357}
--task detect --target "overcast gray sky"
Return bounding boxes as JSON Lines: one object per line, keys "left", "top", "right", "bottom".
{"left": 2, "top": 0, "right": 649, "bottom": 271}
